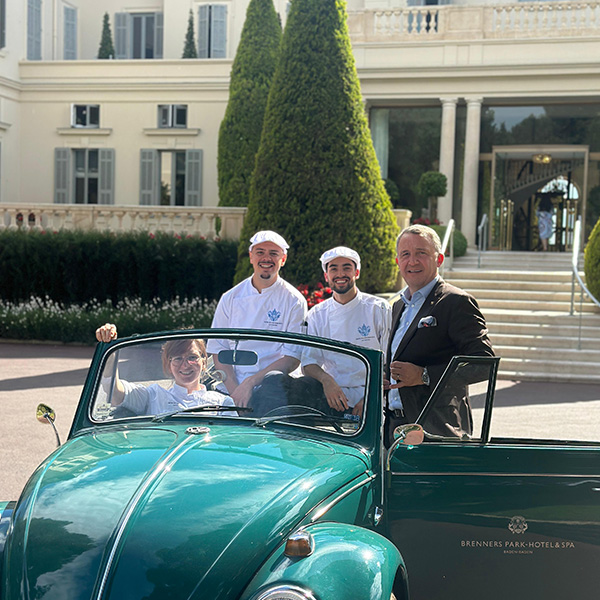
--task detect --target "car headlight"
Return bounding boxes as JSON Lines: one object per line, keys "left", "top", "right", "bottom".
{"left": 254, "top": 584, "right": 317, "bottom": 600}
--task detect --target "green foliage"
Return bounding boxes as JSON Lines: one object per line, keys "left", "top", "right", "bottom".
{"left": 384, "top": 179, "right": 401, "bottom": 208}
{"left": 182, "top": 10, "right": 198, "bottom": 58}
{"left": 217, "top": 0, "right": 281, "bottom": 207}
{"left": 0, "top": 229, "right": 237, "bottom": 305}
{"left": 417, "top": 171, "right": 447, "bottom": 200}
{"left": 97, "top": 13, "right": 115, "bottom": 59}
{"left": 0, "top": 297, "right": 216, "bottom": 344}
{"left": 430, "top": 225, "right": 468, "bottom": 258}
{"left": 584, "top": 217, "right": 600, "bottom": 300}
{"left": 237, "top": 0, "right": 398, "bottom": 293}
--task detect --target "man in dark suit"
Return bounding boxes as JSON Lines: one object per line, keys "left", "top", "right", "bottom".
{"left": 386, "top": 225, "right": 493, "bottom": 443}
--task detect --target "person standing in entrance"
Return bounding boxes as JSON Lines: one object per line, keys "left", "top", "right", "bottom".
{"left": 386, "top": 225, "right": 494, "bottom": 443}
{"left": 206, "top": 230, "right": 307, "bottom": 407}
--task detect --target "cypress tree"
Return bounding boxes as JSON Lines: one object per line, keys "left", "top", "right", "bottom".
{"left": 97, "top": 13, "right": 115, "bottom": 59}
{"left": 182, "top": 10, "right": 198, "bottom": 58}
{"left": 217, "top": 0, "right": 281, "bottom": 207}
{"left": 236, "top": 0, "right": 398, "bottom": 293}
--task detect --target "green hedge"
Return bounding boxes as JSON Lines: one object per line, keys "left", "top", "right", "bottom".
{"left": 584, "top": 217, "right": 600, "bottom": 300}
{"left": 0, "top": 229, "right": 237, "bottom": 305}
{"left": 430, "top": 225, "right": 468, "bottom": 258}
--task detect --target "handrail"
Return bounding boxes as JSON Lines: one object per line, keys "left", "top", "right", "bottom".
{"left": 570, "top": 216, "right": 600, "bottom": 349}
{"left": 439, "top": 218, "right": 455, "bottom": 277}
{"left": 477, "top": 214, "right": 488, "bottom": 268}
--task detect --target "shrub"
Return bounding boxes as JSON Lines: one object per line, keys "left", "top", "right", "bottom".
{"left": 217, "top": 0, "right": 281, "bottom": 207}
{"left": 0, "top": 297, "right": 216, "bottom": 345}
{"left": 182, "top": 10, "right": 198, "bottom": 58}
{"left": 0, "top": 229, "right": 237, "bottom": 305}
{"left": 236, "top": 0, "right": 398, "bottom": 293}
{"left": 584, "top": 217, "right": 600, "bottom": 300}
{"left": 97, "top": 13, "right": 115, "bottom": 59}
{"left": 430, "top": 225, "right": 468, "bottom": 258}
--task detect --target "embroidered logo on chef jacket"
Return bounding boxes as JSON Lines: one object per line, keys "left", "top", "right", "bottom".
{"left": 267, "top": 308, "right": 282, "bottom": 322}
{"left": 358, "top": 324, "right": 371, "bottom": 337}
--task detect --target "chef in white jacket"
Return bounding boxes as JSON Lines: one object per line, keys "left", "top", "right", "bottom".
{"left": 303, "top": 247, "right": 391, "bottom": 416}
{"left": 207, "top": 230, "right": 307, "bottom": 406}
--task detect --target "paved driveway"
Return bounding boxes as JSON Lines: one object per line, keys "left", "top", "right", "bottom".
{"left": 1, "top": 342, "right": 599, "bottom": 501}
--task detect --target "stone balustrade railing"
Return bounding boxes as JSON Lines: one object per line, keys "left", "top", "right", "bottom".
{"left": 0, "top": 204, "right": 247, "bottom": 240}
{"left": 0, "top": 204, "right": 412, "bottom": 240}
{"left": 349, "top": 1, "right": 600, "bottom": 41}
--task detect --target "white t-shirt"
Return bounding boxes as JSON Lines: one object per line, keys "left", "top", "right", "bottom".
{"left": 303, "top": 291, "right": 392, "bottom": 407}
{"left": 120, "top": 381, "right": 236, "bottom": 415}
{"left": 206, "top": 276, "right": 308, "bottom": 382}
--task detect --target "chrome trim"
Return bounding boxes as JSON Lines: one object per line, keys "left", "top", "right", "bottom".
{"left": 391, "top": 471, "right": 600, "bottom": 478}
{"left": 310, "top": 473, "right": 376, "bottom": 522}
{"left": 254, "top": 584, "right": 317, "bottom": 600}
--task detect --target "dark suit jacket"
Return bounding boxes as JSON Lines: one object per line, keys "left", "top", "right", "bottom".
{"left": 386, "top": 278, "right": 494, "bottom": 437}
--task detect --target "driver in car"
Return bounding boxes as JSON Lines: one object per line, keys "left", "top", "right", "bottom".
{"left": 96, "top": 324, "right": 236, "bottom": 416}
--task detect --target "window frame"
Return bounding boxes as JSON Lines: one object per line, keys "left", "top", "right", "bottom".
{"left": 71, "top": 104, "right": 100, "bottom": 129}
{"left": 157, "top": 104, "right": 188, "bottom": 129}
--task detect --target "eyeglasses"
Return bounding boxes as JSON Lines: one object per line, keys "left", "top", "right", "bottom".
{"left": 170, "top": 354, "right": 202, "bottom": 366}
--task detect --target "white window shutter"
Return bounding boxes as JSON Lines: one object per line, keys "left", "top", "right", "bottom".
{"left": 27, "top": 0, "right": 42, "bottom": 60}
{"left": 185, "top": 149, "right": 203, "bottom": 206}
{"left": 54, "top": 148, "right": 71, "bottom": 204}
{"left": 211, "top": 5, "right": 227, "bottom": 58}
{"left": 140, "top": 149, "right": 159, "bottom": 205}
{"left": 155, "top": 12, "right": 163, "bottom": 59}
{"left": 198, "top": 5, "right": 209, "bottom": 58}
{"left": 115, "top": 13, "right": 130, "bottom": 59}
{"left": 98, "top": 149, "right": 115, "bottom": 205}
{"left": 64, "top": 7, "right": 77, "bottom": 60}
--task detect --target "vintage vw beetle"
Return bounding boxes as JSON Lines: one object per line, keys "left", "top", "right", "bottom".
{"left": 0, "top": 329, "right": 598, "bottom": 600}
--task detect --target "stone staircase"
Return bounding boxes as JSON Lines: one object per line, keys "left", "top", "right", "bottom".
{"left": 443, "top": 250, "right": 600, "bottom": 383}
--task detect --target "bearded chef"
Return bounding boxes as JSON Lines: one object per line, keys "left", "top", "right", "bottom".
{"left": 207, "top": 230, "right": 307, "bottom": 407}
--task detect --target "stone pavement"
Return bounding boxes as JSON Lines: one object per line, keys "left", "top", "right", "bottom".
{"left": 1, "top": 341, "right": 599, "bottom": 502}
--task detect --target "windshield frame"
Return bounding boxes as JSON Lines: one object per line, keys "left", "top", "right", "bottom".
{"left": 76, "top": 328, "right": 382, "bottom": 443}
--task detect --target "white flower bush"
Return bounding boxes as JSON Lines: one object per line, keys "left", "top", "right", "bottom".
{"left": 0, "top": 296, "right": 217, "bottom": 344}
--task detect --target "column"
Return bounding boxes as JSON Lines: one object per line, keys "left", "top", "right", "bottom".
{"left": 370, "top": 108, "right": 390, "bottom": 179}
{"left": 437, "top": 97, "right": 458, "bottom": 226}
{"left": 462, "top": 97, "right": 483, "bottom": 246}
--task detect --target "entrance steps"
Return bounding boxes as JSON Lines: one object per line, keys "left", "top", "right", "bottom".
{"left": 444, "top": 251, "right": 600, "bottom": 383}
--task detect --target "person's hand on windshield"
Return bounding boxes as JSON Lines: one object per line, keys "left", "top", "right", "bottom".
{"left": 352, "top": 399, "right": 363, "bottom": 416}
{"left": 96, "top": 323, "right": 118, "bottom": 343}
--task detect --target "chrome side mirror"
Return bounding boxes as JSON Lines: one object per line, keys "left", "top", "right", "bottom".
{"left": 385, "top": 424, "right": 424, "bottom": 471}
{"left": 36, "top": 403, "right": 61, "bottom": 448}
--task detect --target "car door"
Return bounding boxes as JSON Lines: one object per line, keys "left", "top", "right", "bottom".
{"left": 386, "top": 356, "right": 600, "bottom": 600}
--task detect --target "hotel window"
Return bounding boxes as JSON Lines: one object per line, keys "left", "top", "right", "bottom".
{"left": 72, "top": 105, "right": 99, "bottom": 128}
{"left": 140, "top": 149, "right": 203, "bottom": 206}
{"left": 115, "top": 12, "right": 163, "bottom": 59}
{"left": 198, "top": 5, "right": 227, "bottom": 58}
{"left": 158, "top": 105, "right": 187, "bottom": 129}
{"left": 0, "top": 0, "right": 6, "bottom": 49}
{"left": 27, "top": 0, "right": 42, "bottom": 60}
{"left": 64, "top": 6, "right": 77, "bottom": 59}
{"left": 54, "top": 148, "right": 115, "bottom": 204}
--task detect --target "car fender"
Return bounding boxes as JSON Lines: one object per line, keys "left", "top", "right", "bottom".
{"left": 240, "top": 521, "right": 407, "bottom": 600}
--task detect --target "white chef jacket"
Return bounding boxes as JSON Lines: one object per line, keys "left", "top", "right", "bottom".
{"left": 206, "top": 276, "right": 308, "bottom": 383}
{"left": 303, "top": 291, "right": 391, "bottom": 407}
{"left": 120, "top": 381, "right": 236, "bottom": 416}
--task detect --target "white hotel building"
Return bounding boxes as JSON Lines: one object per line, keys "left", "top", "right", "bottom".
{"left": 1, "top": 0, "right": 600, "bottom": 248}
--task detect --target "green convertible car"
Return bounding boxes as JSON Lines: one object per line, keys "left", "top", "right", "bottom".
{"left": 1, "top": 329, "right": 598, "bottom": 599}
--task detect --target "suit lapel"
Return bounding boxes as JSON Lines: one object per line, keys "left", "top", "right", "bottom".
{"left": 393, "top": 280, "right": 445, "bottom": 360}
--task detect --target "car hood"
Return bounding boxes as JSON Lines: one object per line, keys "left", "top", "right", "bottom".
{"left": 4, "top": 424, "right": 369, "bottom": 600}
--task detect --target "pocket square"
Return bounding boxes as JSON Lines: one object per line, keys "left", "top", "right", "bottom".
{"left": 418, "top": 316, "right": 437, "bottom": 328}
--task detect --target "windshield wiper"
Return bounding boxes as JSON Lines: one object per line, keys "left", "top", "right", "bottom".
{"left": 254, "top": 411, "right": 355, "bottom": 433}
{"left": 152, "top": 405, "right": 253, "bottom": 423}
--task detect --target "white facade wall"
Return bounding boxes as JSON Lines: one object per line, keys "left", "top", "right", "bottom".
{"left": 2, "top": 0, "right": 600, "bottom": 213}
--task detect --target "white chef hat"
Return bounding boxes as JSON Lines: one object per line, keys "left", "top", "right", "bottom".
{"left": 319, "top": 246, "right": 361, "bottom": 272}
{"left": 249, "top": 230, "right": 289, "bottom": 253}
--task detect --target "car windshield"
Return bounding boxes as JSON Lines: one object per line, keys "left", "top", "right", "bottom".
{"left": 90, "top": 332, "right": 371, "bottom": 436}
